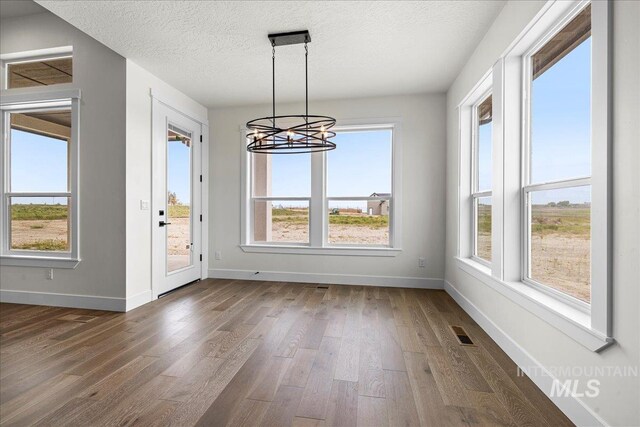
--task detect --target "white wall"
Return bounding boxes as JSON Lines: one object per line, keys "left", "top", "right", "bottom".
{"left": 209, "top": 94, "right": 446, "bottom": 287}
{"left": 125, "top": 60, "right": 207, "bottom": 305}
{"left": 444, "top": 1, "right": 640, "bottom": 426}
{"left": 0, "top": 12, "right": 127, "bottom": 303}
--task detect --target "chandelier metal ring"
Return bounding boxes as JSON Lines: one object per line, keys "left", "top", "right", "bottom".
{"left": 246, "top": 31, "right": 336, "bottom": 154}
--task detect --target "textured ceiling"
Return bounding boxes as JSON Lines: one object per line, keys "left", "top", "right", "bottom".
{"left": 34, "top": 1, "right": 505, "bottom": 108}
{"left": 0, "top": 0, "right": 46, "bottom": 18}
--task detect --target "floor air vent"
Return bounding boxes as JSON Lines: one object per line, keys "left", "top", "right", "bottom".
{"left": 316, "top": 285, "right": 329, "bottom": 289}
{"left": 451, "top": 325, "right": 475, "bottom": 346}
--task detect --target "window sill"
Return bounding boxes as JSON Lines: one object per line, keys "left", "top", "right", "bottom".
{"left": 240, "top": 244, "right": 401, "bottom": 257}
{"left": 1, "top": 255, "right": 80, "bottom": 269}
{"left": 454, "top": 257, "right": 614, "bottom": 352}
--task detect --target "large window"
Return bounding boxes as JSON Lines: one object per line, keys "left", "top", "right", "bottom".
{"left": 472, "top": 94, "right": 492, "bottom": 264}
{"left": 524, "top": 4, "right": 592, "bottom": 304}
{"left": 1, "top": 50, "right": 79, "bottom": 267}
{"left": 244, "top": 125, "right": 398, "bottom": 252}
{"left": 457, "top": 1, "right": 610, "bottom": 351}
{"left": 327, "top": 130, "right": 392, "bottom": 246}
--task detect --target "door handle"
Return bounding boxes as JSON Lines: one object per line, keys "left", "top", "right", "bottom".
{"left": 159, "top": 221, "right": 172, "bottom": 227}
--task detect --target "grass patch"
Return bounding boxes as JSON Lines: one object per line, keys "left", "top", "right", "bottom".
{"left": 12, "top": 239, "right": 68, "bottom": 251}
{"left": 168, "top": 204, "right": 190, "bottom": 218}
{"left": 329, "top": 215, "right": 388, "bottom": 228}
{"left": 477, "top": 205, "right": 491, "bottom": 234}
{"left": 271, "top": 208, "right": 389, "bottom": 228}
{"left": 11, "top": 204, "right": 68, "bottom": 220}
{"left": 531, "top": 206, "right": 590, "bottom": 238}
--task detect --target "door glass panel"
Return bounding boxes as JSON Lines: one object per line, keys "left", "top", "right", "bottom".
{"left": 167, "top": 124, "right": 192, "bottom": 273}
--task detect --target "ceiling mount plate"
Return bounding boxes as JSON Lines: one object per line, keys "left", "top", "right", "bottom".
{"left": 268, "top": 30, "right": 311, "bottom": 46}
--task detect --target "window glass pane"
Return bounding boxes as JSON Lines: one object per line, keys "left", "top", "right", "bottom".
{"left": 530, "top": 6, "right": 591, "bottom": 183}
{"left": 167, "top": 126, "right": 192, "bottom": 272}
{"left": 7, "top": 57, "right": 72, "bottom": 89}
{"left": 252, "top": 153, "right": 310, "bottom": 197}
{"left": 529, "top": 186, "right": 591, "bottom": 303}
{"left": 328, "top": 200, "right": 389, "bottom": 246}
{"left": 254, "top": 200, "right": 309, "bottom": 244}
{"left": 477, "top": 95, "right": 492, "bottom": 191}
{"left": 327, "top": 130, "right": 392, "bottom": 197}
{"left": 10, "top": 110, "right": 70, "bottom": 192}
{"left": 474, "top": 196, "right": 491, "bottom": 262}
{"left": 10, "top": 196, "right": 69, "bottom": 252}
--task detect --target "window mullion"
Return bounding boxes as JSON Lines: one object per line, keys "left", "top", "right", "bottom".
{"left": 310, "top": 151, "right": 324, "bottom": 247}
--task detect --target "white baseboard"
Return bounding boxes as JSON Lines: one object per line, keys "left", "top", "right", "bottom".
{"left": 0, "top": 289, "right": 126, "bottom": 311}
{"left": 444, "top": 280, "right": 608, "bottom": 427}
{"left": 126, "top": 289, "right": 153, "bottom": 311}
{"left": 209, "top": 268, "right": 443, "bottom": 289}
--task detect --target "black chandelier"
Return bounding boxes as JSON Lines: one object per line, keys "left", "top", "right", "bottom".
{"left": 246, "top": 30, "right": 336, "bottom": 154}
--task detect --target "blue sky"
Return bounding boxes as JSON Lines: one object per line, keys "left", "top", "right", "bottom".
{"left": 261, "top": 129, "right": 392, "bottom": 210}
{"left": 12, "top": 38, "right": 590, "bottom": 208}
{"left": 10, "top": 130, "right": 68, "bottom": 205}
{"left": 168, "top": 140, "right": 191, "bottom": 204}
{"left": 477, "top": 36, "right": 592, "bottom": 205}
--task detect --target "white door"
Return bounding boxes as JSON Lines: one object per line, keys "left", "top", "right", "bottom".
{"left": 152, "top": 100, "right": 202, "bottom": 297}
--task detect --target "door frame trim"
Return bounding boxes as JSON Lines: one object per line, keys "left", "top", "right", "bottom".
{"left": 150, "top": 92, "right": 209, "bottom": 300}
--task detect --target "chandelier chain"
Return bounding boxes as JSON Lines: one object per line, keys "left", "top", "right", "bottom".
{"left": 305, "top": 41, "right": 309, "bottom": 122}
{"left": 272, "top": 39, "right": 276, "bottom": 124}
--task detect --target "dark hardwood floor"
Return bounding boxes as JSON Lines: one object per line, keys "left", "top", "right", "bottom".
{"left": 0, "top": 279, "right": 573, "bottom": 426}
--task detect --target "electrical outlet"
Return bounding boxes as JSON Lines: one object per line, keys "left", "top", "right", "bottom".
{"left": 140, "top": 200, "right": 150, "bottom": 210}
{"left": 47, "top": 269, "right": 54, "bottom": 280}
{"left": 418, "top": 257, "right": 426, "bottom": 268}
{"left": 215, "top": 251, "right": 222, "bottom": 260}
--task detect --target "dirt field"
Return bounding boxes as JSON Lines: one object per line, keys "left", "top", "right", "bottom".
{"left": 266, "top": 208, "right": 389, "bottom": 245}
{"left": 10, "top": 219, "right": 68, "bottom": 251}
{"left": 477, "top": 205, "right": 590, "bottom": 302}
{"left": 10, "top": 204, "right": 589, "bottom": 302}
{"left": 268, "top": 221, "right": 389, "bottom": 245}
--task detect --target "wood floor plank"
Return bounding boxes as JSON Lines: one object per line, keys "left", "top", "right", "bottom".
{"left": 334, "top": 335, "right": 360, "bottom": 382}
{"left": 358, "top": 326, "right": 386, "bottom": 398}
{"left": 296, "top": 336, "right": 341, "bottom": 420}
{"left": 383, "top": 369, "right": 421, "bottom": 427}
{"left": 357, "top": 395, "right": 389, "bottom": 427}
{"left": 227, "top": 398, "right": 270, "bottom": 427}
{"left": 0, "top": 280, "right": 574, "bottom": 427}
{"left": 325, "top": 380, "right": 359, "bottom": 427}
{"left": 424, "top": 345, "right": 472, "bottom": 407}
{"left": 282, "top": 348, "right": 317, "bottom": 388}
{"left": 376, "top": 300, "right": 407, "bottom": 371}
{"left": 404, "top": 351, "right": 471, "bottom": 426}
{"left": 247, "top": 356, "right": 292, "bottom": 402}
{"left": 261, "top": 385, "right": 304, "bottom": 426}
{"left": 465, "top": 345, "right": 550, "bottom": 427}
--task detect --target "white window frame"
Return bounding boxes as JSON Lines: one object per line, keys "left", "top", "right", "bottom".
{"left": 1, "top": 46, "right": 73, "bottom": 90}
{"left": 240, "top": 119, "right": 402, "bottom": 257}
{"left": 456, "top": 0, "right": 612, "bottom": 352}
{"left": 471, "top": 90, "right": 493, "bottom": 267}
{"left": 0, "top": 69, "right": 81, "bottom": 269}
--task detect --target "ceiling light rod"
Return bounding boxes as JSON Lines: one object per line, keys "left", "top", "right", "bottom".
{"left": 246, "top": 30, "right": 336, "bottom": 154}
